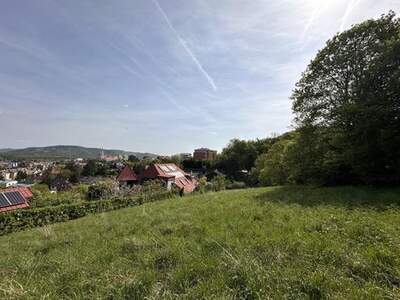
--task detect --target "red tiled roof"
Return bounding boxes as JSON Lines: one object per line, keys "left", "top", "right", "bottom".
{"left": 117, "top": 165, "right": 138, "bottom": 182}
{"left": 0, "top": 202, "right": 30, "bottom": 213}
{"left": 0, "top": 189, "right": 31, "bottom": 213}
{"left": 2, "top": 187, "right": 33, "bottom": 199}
{"left": 140, "top": 163, "right": 198, "bottom": 193}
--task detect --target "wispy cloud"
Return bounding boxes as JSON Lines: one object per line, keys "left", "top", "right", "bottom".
{"left": 107, "top": 40, "right": 203, "bottom": 117}
{"left": 151, "top": 0, "right": 217, "bottom": 91}
{"left": 301, "top": 5, "right": 323, "bottom": 40}
{"left": 0, "top": 0, "right": 396, "bottom": 153}
{"left": 340, "top": 0, "right": 363, "bottom": 31}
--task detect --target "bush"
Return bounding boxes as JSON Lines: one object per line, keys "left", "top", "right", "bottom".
{"left": 211, "top": 175, "right": 228, "bottom": 191}
{"left": 253, "top": 137, "right": 294, "bottom": 186}
{"left": 137, "top": 180, "right": 176, "bottom": 203}
{"left": 226, "top": 181, "right": 247, "bottom": 190}
{"left": 0, "top": 187, "right": 175, "bottom": 236}
{"left": 87, "top": 180, "right": 119, "bottom": 200}
{"left": 197, "top": 177, "right": 207, "bottom": 193}
{"left": 30, "top": 184, "right": 88, "bottom": 208}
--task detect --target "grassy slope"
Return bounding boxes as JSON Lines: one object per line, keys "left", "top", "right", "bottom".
{"left": 1, "top": 186, "right": 400, "bottom": 299}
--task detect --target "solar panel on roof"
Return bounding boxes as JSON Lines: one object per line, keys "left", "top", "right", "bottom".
{"left": 3, "top": 191, "right": 25, "bottom": 205}
{"left": 0, "top": 193, "right": 10, "bottom": 208}
{"left": 160, "top": 166, "right": 170, "bottom": 172}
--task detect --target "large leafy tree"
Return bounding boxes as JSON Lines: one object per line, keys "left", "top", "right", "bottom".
{"left": 216, "top": 138, "right": 277, "bottom": 180}
{"left": 292, "top": 12, "right": 400, "bottom": 185}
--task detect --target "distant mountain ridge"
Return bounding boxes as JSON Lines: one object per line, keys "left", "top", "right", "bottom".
{"left": 0, "top": 145, "right": 157, "bottom": 160}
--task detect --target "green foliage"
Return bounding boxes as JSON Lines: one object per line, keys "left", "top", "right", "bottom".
{"left": 130, "top": 158, "right": 155, "bottom": 174}
{"left": 15, "top": 171, "right": 27, "bottom": 181}
{"left": 226, "top": 181, "right": 247, "bottom": 190}
{"left": 291, "top": 12, "right": 400, "bottom": 185}
{"left": 82, "top": 160, "right": 98, "bottom": 177}
{"left": 64, "top": 162, "right": 82, "bottom": 183}
{"left": 128, "top": 154, "right": 139, "bottom": 162}
{"left": 197, "top": 176, "right": 207, "bottom": 193}
{"left": 1, "top": 187, "right": 400, "bottom": 298}
{"left": 215, "top": 138, "right": 278, "bottom": 182}
{"left": 0, "top": 197, "right": 141, "bottom": 235}
{"left": 0, "top": 186, "right": 174, "bottom": 235}
{"left": 182, "top": 158, "right": 208, "bottom": 169}
{"left": 138, "top": 180, "right": 176, "bottom": 203}
{"left": 216, "top": 139, "right": 256, "bottom": 179}
{"left": 32, "top": 183, "right": 51, "bottom": 193}
{"left": 30, "top": 184, "right": 88, "bottom": 208}
{"left": 254, "top": 137, "right": 294, "bottom": 186}
{"left": 81, "top": 160, "right": 117, "bottom": 177}
{"left": 166, "top": 154, "right": 182, "bottom": 167}
{"left": 87, "top": 180, "right": 119, "bottom": 201}
{"left": 211, "top": 175, "right": 228, "bottom": 191}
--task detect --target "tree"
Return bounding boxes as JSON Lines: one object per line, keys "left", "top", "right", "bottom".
{"left": 215, "top": 138, "right": 278, "bottom": 182}
{"left": 215, "top": 140, "right": 258, "bottom": 180}
{"left": 82, "top": 160, "right": 98, "bottom": 177}
{"left": 211, "top": 175, "right": 227, "bottom": 191}
{"left": 197, "top": 176, "right": 207, "bottom": 193}
{"left": 254, "top": 140, "right": 291, "bottom": 186}
{"left": 87, "top": 180, "right": 119, "bottom": 200}
{"left": 95, "top": 163, "right": 108, "bottom": 176}
{"left": 65, "top": 162, "right": 82, "bottom": 183}
{"left": 128, "top": 155, "right": 139, "bottom": 162}
{"left": 169, "top": 155, "right": 182, "bottom": 167}
{"left": 131, "top": 158, "right": 155, "bottom": 174}
{"left": 16, "top": 171, "right": 27, "bottom": 181}
{"left": 292, "top": 12, "right": 400, "bottom": 185}
{"left": 182, "top": 158, "right": 211, "bottom": 171}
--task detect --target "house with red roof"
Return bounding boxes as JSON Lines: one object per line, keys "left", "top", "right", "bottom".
{"left": 4, "top": 186, "right": 34, "bottom": 199}
{"left": 139, "top": 163, "right": 197, "bottom": 193}
{"left": 0, "top": 186, "right": 33, "bottom": 213}
{"left": 116, "top": 165, "right": 138, "bottom": 187}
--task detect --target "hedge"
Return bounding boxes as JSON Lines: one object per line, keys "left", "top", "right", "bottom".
{"left": 0, "top": 190, "right": 175, "bottom": 236}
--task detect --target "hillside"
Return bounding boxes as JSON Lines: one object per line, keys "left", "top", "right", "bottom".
{"left": 0, "top": 145, "right": 157, "bottom": 160}
{"left": 1, "top": 186, "right": 400, "bottom": 298}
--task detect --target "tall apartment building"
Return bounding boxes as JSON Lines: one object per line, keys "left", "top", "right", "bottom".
{"left": 193, "top": 148, "right": 217, "bottom": 161}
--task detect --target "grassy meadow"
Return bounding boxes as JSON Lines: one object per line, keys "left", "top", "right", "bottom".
{"left": 1, "top": 186, "right": 400, "bottom": 299}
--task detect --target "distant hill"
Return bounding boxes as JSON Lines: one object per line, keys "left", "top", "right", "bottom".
{"left": 0, "top": 145, "right": 157, "bottom": 161}
{"left": 0, "top": 149, "right": 13, "bottom": 154}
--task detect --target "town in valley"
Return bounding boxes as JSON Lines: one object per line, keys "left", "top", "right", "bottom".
{"left": 0, "top": 146, "right": 221, "bottom": 212}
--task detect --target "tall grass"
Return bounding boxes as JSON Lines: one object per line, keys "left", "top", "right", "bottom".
{"left": 1, "top": 186, "right": 400, "bottom": 299}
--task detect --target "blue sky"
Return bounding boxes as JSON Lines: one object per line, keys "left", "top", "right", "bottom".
{"left": 0, "top": 0, "right": 398, "bottom": 154}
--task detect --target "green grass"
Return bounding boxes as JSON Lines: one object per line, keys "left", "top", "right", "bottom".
{"left": 1, "top": 186, "right": 400, "bottom": 299}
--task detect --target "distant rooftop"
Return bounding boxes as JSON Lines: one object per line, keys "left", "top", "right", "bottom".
{"left": 194, "top": 148, "right": 216, "bottom": 151}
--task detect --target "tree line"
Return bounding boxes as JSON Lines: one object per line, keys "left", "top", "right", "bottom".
{"left": 216, "top": 12, "right": 400, "bottom": 187}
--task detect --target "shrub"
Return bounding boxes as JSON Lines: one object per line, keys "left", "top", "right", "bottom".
{"left": 197, "top": 177, "right": 207, "bottom": 193}
{"left": 226, "top": 181, "right": 247, "bottom": 190}
{"left": 253, "top": 137, "right": 294, "bottom": 186}
{"left": 137, "top": 180, "right": 176, "bottom": 203}
{"left": 0, "top": 187, "right": 175, "bottom": 235}
{"left": 211, "top": 175, "right": 228, "bottom": 191}
{"left": 30, "top": 184, "right": 88, "bottom": 208}
{"left": 87, "top": 180, "right": 119, "bottom": 200}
